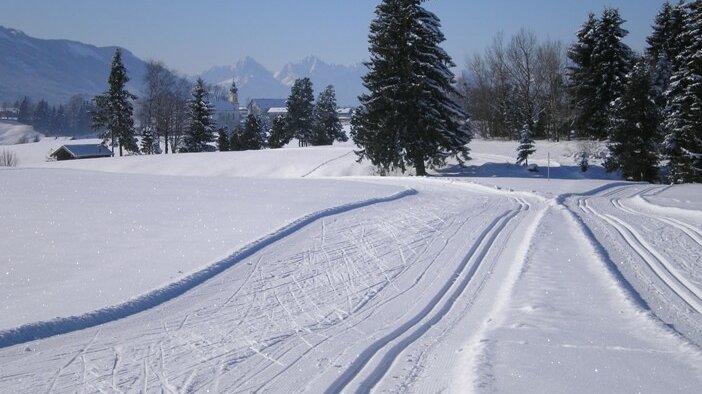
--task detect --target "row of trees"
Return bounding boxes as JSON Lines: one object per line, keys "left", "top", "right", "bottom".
{"left": 217, "top": 80, "right": 347, "bottom": 151}
{"left": 12, "top": 95, "right": 95, "bottom": 137}
{"left": 92, "top": 49, "right": 348, "bottom": 156}
{"left": 569, "top": 1, "right": 702, "bottom": 183}
{"left": 458, "top": 1, "right": 701, "bottom": 183}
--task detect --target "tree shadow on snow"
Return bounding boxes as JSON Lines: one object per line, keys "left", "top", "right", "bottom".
{"left": 435, "top": 162, "right": 618, "bottom": 181}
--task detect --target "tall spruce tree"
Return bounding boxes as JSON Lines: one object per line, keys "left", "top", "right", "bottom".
{"left": 285, "top": 78, "right": 315, "bottom": 147}
{"left": 268, "top": 116, "right": 288, "bottom": 149}
{"left": 17, "top": 97, "right": 33, "bottom": 125}
{"left": 33, "top": 99, "right": 51, "bottom": 134}
{"left": 590, "top": 8, "right": 633, "bottom": 140}
{"left": 92, "top": 49, "right": 138, "bottom": 156}
{"left": 312, "top": 85, "right": 346, "bottom": 145}
{"left": 663, "top": 0, "right": 702, "bottom": 183}
{"left": 647, "top": 1, "right": 687, "bottom": 106}
{"left": 236, "top": 113, "right": 266, "bottom": 151}
{"left": 184, "top": 78, "right": 215, "bottom": 152}
{"left": 568, "top": 13, "right": 599, "bottom": 138}
{"left": 217, "top": 127, "right": 230, "bottom": 151}
{"left": 351, "top": 0, "right": 470, "bottom": 176}
{"left": 605, "top": 60, "right": 660, "bottom": 182}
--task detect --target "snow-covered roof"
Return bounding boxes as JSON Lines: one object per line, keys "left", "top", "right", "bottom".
{"left": 51, "top": 144, "right": 112, "bottom": 159}
{"left": 337, "top": 107, "right": 353, "bottom": 115}
{"left": 249, "top": 98, "right": 287, "bottom": 112}
{"left": 267, "top": 107, "right": 287, "bottom": 114}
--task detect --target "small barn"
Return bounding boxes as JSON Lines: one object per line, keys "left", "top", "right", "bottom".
{"left": 50, "top": 144, "right": 113, "bottom": 161}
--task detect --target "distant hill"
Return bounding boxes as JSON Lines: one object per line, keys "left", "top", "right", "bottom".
{"left": 202, "top": 56, "right": 365, "bottom": 106}
{"left": 0, "top": 26, "right": 146, "bottom": 104}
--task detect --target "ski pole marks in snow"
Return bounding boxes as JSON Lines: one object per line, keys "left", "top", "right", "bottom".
{"left": 0, "top": 188, "right": 417, "bottom": 349}
{"left": 0, "top": 183, "right": 525, "bottom": 393}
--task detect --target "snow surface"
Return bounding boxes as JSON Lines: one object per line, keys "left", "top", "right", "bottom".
{"left": 1, "top": 133, "right": 701, "bottom": 392}
{"left": 0, "top": 120, "right": 43, "bottom": 146}
{"left": 0, "top": 169, "right": 406, "bottom": 330}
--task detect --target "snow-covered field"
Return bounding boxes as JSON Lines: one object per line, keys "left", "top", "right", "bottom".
{"left": 1, "top": 134, "right": 701, "bottom": 392}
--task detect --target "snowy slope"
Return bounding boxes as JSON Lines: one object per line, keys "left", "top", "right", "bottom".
{"left": 0, "top": 120, "right": 43, "bottom": 146}
{"left": 0, "top": 169, "right": 406, "bottom": 331}
{"left": 1, "top": 135, "right": 701, "bottom": 392}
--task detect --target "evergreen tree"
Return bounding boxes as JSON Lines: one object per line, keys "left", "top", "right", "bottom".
{"left": 285, "top": 78, "right": 315, "bottom": 146}
{"left": 312, "top": 85, "right": 346, "bottom": 145}
{"left": 590, "top": 8, "right": 633, "bottom": 140}
{"left": 516, "top": 124, "right": 536, "bottom": 166}
{"left": 663, "top": 0, "right": 702, "bottom": 183}
{"left": 52, "top": 105, "right": 67, "bottom": 136}
{"left": 217, "top": 127, "right": 230, "bottom": 151}
{"left": 183, "top": 78, "right": 215, "bottom": 152}
{"left": 352, "top": 0, "right": 471, "bottom": 176}
{"left": 140, "top": 127, "right": 160, "bottom": 154}
{"left": 568, "top": 13, "right": 599, "bottom": 138}
{"left": 268, "top": 115, "right": 289, "bottom": 148}
{"left": 92, "top": 49, "right": 138, "bottom": 156}
{"left": 32, "top": 99, "right": 51, "bottom": 134}
{"left": 605, "top": 60, "right": 660, "bottom": 182}
{"left": 230, "top": 126, "right": 243, "bottom": 151}
{"left": 236, "top": 113, "right": 266, "bottom": 151}
{"left": 647, "top": 1, "right": 687, "bottom": 106}
{"left": 17, "top": 97, "right": 34, "bottom": 125}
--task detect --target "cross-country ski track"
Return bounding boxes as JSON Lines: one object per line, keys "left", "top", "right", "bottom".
{"left": 1, "top": 179, "right": 702, "bottom": 392}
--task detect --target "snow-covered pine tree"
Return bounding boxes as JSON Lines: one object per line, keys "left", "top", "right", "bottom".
{"left": 33, "top": 100, "right": 51, "bottom": 134}
{"left": 268, "top": 115, "right": 288, "bottom": 149}
{"left": 92, "top": 49, "right": 138, "bottom": 156}
{"left": 663, "top": 0, "right": 702, "bottom": 183}
{"left": 312, "top": 85, "right": 346, "bottom": 146}
{"left": 590, "top": 8, "right": 633, "bottom": 140}
{"left": 351, "top": 0, "right": 471, "bottom": 176}
{"left": 217, "top": 127, "right": 230, "bottom": 151}
{"left": 568, "top": 13, "right": 599, "bottom": 138}
{"left": 235, "top": 113, "right": 265, "bottom": 151}
{"left": 285, "top": 78, "right": 315, "bottom": 147}
{"left": 140, "top": 126, "right": 159, "bottom": 154}
{"left": 17, "top": 97, "right": 33, "bottom": 125}
{"left": 516, "top": 124, "right": 536, "bottom": 166}
{"left": 605, "top": 59, "right": 660, "bottom": 182}
{"left": 183, "top": 78, "right": 215, "bottom": 152}
{"left": 647, "top": 1, "right": 687, "bottom": 106}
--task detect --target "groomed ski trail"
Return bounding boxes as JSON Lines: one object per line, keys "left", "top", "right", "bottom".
{"left": 0, "top": 181, "right": 537, "bottom": 393}
{"left": 564, "top": 184, "right": 702, "bottom": 346}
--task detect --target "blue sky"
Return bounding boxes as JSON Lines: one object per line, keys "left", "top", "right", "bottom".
{"left": 1, "top": 0, "right": 667, "bottom": 74}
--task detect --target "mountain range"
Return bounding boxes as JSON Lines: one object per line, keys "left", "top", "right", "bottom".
{"left": 0, "top": 25, "right": 365, "bottom": 106}
{"left": 199, "top": 56, "right": 365, "bottom": 106}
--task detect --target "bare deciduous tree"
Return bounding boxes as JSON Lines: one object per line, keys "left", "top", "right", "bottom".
{"left": 0, "top": 149, "right": 18, "bottom": 167}
{"left": 462, "top": 29, "right": 570, "bottom": 141}
{"left": 138, "top": 61, "right": 192, "bottom": 154}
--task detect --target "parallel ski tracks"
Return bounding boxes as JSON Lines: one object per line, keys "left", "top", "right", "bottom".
{"left": 325, "top": 198, "right": 529, "bottom": 393}
{"left": 578, "top": 189, "right": 702, "bottom": 315}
